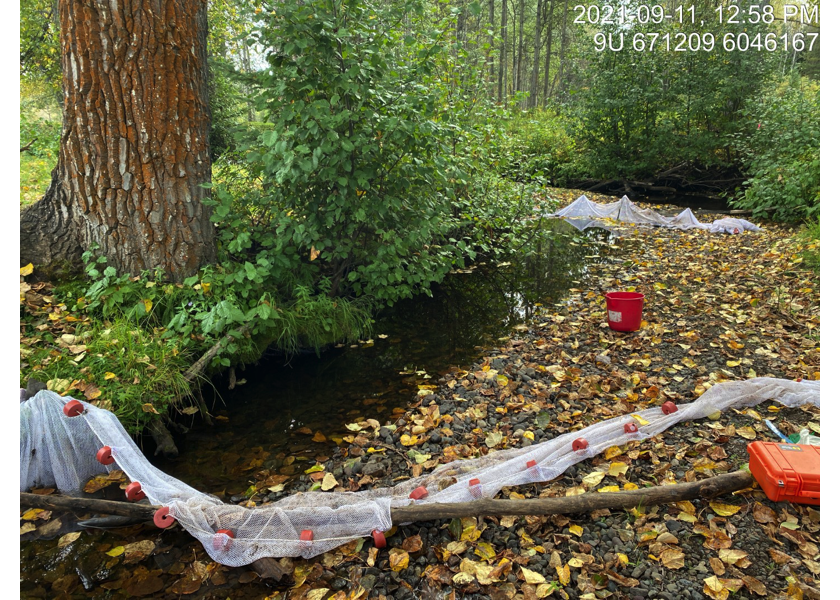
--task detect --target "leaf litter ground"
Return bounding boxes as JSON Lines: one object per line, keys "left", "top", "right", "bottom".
{"left": 21, "top": 197, "right": 819, "bottom": 600}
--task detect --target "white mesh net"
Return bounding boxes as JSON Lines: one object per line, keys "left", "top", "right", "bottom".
{"left": 545, "top": 195, "right": 762, "bottom": 234}
{"left": 20, "top": 377, "right": 818, "bottom": 566}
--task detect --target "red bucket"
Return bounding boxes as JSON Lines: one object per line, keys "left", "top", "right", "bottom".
{"left": 605, "top": 292, "right": 644, "bottom": 332}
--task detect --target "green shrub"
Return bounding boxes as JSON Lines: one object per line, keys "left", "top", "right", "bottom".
{"left": 209, "top": 0, "right": 541, "bottom": 308}
{"left": 78, "top": 247, "right": 372, "bottom": 367}
{"left": 732, "top": 75, "right": 819, "bottom": 222}
{"left": 493, "top": 109, "right": 584, "bottom": 186}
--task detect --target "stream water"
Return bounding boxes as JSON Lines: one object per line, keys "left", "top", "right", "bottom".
{"left": 155, "top": 221, "right": 613, "bottom": 495}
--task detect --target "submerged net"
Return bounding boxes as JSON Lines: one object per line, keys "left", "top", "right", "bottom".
{"left": 545, "top": 195, "right": 761, "bottom": 234}
{"left": 21, "top": 377, "right": 817, "bottom": 567}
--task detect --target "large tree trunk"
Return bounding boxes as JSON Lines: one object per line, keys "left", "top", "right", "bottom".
{"left": 20, "top": 0, "right": 216, "bottom": 282}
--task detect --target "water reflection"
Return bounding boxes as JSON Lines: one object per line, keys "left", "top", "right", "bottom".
{"left": 156, "top": 222, "right": 610, "bottom": 493}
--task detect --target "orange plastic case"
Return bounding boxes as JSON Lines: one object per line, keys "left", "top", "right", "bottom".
{"left": 747, "top": 441, "right": 820, "bottom": 505}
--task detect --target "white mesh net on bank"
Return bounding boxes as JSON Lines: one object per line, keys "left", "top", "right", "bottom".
{"left": 545, "top": 195, "right": 761, "bottom": 234}
{"left": 21, "top": 377, "right": 817, "bottom": 567}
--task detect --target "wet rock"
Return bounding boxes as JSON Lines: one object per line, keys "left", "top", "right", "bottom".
{"left": 361, "top": 461, "right": 386, "bottom": 477}
{"left": 665, "top": 520, "right": 683, "bottom": 533}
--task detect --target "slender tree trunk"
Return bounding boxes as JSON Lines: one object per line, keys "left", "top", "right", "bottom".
{"left": 516, "top": 0, "right": 525, "bottom": 95}
{"left": 239, "top": 41, "right": 256, "bottom": 123}
{"left": 511, "top": 5, "right": 517, "bottom": 93}
{"left": 498, "top": 0, "right": 508, "bottom": 101}
{"left": 543, "top": 0, "right": 554, "bottom": 104}
{"left": 488, "top": 0, "right": 495, "bottom": 100}
{"left": 530, "top": 0, "right": 543, "bottom": 108}
{"left": 558, "top": 0, "right": 569, "bottom": 95}
{"left": 20, "top": 0, "right": 216, "bottom": 282}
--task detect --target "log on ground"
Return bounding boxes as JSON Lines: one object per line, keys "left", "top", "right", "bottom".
{"left": 21, "top": 470, "right": 755, "bottom": 579}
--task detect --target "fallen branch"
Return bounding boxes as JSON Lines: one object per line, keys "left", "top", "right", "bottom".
{"left": 697, "top": 206, "right": 778, "bottom": 216}
{"left": 21, "top": 470, "right": 754, "bottom": 524}
{"left": 21, "top": 470, "right": 755, "bottom": 578}
{"left": 184, "top": 325, "right": 250, "bottom": 383}
{"left": 20, "top": 139, "right": 36, "bottom": 153}
{"left": 391, "top": 470, "right": 754, "bottom": 522}
{"left": 180, "top": 324, "right": 251, "bottom": 427}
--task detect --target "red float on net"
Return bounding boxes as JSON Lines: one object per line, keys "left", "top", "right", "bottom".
{"left": 409, "top": 486, "right": 428, "bottom": 500}
{"left": 525, "top": 459, "right": 542, "bottom": 481}
{"left": 661, "top": 401, "right": 678, "bottom": 415}
{"left": 213, "top": 529, "right": 235, "bottom": 551}
{"left": 572, "top": 438, "right": 589, "bottom": 452}
{"left": 153, "top": 507, "right": 175, "bottom": 529}
{"left": 125, "top": 481, "right": 146, "bottom": 502}
{"left": 96, "top": 446, "right": 115, "bottom": 465}
{"left": 63, "top": 400, "right": 85, "bottom": 417}
{"left": 371, "top": 530, "right": 386, "bottom": 549}
{"left": 624, "top": 422, "right": 639, "bottom": 434}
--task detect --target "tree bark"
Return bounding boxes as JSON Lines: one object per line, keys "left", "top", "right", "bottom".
{"left": 20, "top": 0, "right": 216, "bottom": 282}
{"left": 498, "top": 0, "right": 507, "bottom": 101}
{"left": 557, "top": 0, "right": 569, "bottom": 95}
{"left": 529, "top": 0, "right": 543, "bottom": 108}
{"left": 392, "top": 470, "right": 755, "bottom": 522}
{"left": 542, "top": 0, "right": 553, "bottom": 104}
{"left": 516, "top": 0, "right": 525, "bottom": 95}
{"left": 488, "top": 0, "right": 495, "bottom": 100}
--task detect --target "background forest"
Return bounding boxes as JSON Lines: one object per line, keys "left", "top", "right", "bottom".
{"left": 20, "top": 0, "right": 819, "bottom": 431}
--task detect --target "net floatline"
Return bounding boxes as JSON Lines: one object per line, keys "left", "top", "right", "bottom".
{"left": 20, "top": 378, "right": 818, "bottom": 566}
{"left": 545, "top": 195, "right": 762, "bottom": 235}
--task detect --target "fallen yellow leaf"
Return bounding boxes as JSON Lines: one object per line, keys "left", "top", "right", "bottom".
{"left": 556, "top": 563, "right": 571, "bottom": 585}
{"left": 520, "top": 566, "right": 546, "bottom": 585}
{"left": 388, "top": 548, "right": 409, "bottom": 572}
{"left": 709, "top": 501, "right": 742, "bottom": 517}
{"left": 321, "top": 472, "right": 338, "bottom": 491}
{"left": 604, "top": 446, "right": 624, "bottom": 459}
{"left": 608, "top": 462, "right": 629, "bottom": 477}
{"left": 58, "top": 532, "right": 81, "bottom": 548}
{"left": 582, "top": 471, "right": 606, "bottom": 488}
{"left": 660, "top": 547, "right": 685, "bottom": 570}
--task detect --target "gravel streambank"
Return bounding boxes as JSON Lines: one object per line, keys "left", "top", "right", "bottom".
{"left": 274, "top": 220, "right": 819, "bottom": 600}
